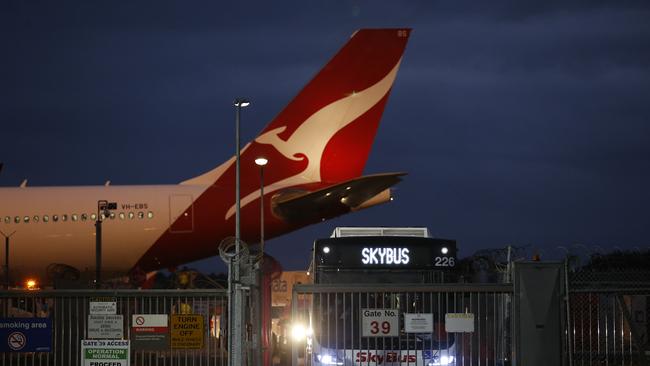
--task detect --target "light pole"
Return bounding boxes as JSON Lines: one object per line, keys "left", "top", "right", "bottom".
{"left": 254, "top": 157, "right": 267, "bottom": 366}
{"left": 231, "top": 98, "right": 250, "bottom": 366}
{"left": 255, "top": 157, "right": 268, "bottom": 258}
{"left": 0, "top": 230, "right": 16, "bottom": 290}
{"left": 95, "top": 200, "right": 110, "bottom": 289}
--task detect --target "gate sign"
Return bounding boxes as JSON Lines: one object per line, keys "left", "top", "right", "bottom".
{"left": 171, "top": 314, "right": 204, "bottom": 349}
{"left": 445, "top": 313, "right": 475, "bottom": 333}
{"left": 404, "top": 313, "right": 433, "bottom": 333}
{"left": 361, "top": 309, "right": 398, "bottom": 337}
{"left": 81, "top": 339, "right": 129, "bottom": 366}
{"left": 0, "top": 318, "right": 52, "bottom": 352}
{"left": 132, "top": 314, "right": 168, "bottom": 350}
{"left": 88, "top": 315, "right": 123, "bottom": 339}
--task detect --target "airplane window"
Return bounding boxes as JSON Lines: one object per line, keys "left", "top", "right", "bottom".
{"left": 14, "top": 216, "right": 20, "bottom": 223}
{"left": 72, "top": 214, "right": 78, "bottom": 221}
{"left": 138, "top": 212, "right": 144, "bottom": 219}
{"left": 4, "top": 216, "right": 9, "bottom": 224}
{"left": 33, "top": 215, "right": 39, "bottom": 223}
{"left": 147, "top": 211, "right": 154, "bottom": 219}
{"left": 119, "top": 212, "right": 125, "bottom": 220}
{"left": 81, "top": 213, "right": 88, "bottom": 221}
{"left": 53, "top": 215, "right": 59, "bottom": 222}
{"left": 128, "top": 212, "right": 135, "bottom": 219}
{"left": 109, "top": 212, "right": 115, "bottom": 220}
{"left": 62, "top": 214, "right": 68, "bottom": 222}
{"left": 43, "top": 215, "right": 49, "bottom": 222}
{"left": 23, "top": 216, "right": 30, "bottom": 223}
{"left": 91, "top": 213, "right": 97, "bottom": 221}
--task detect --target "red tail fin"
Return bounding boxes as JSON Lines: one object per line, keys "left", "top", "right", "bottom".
{"left": 253, "top": 28, "right": 411, "bottom": 184}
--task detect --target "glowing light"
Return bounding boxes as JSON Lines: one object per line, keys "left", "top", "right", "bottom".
{"left": 255, "top": 157, "right": 268, "bottom": 166}
{"left": 25, "top": 279, "right": 38, "bottom": 290}
{"left": 290, "top": 323, "right": 312, "bottom": 342}
{"left": 441, "top": 247, "right": 449, "bottom": 254}
{"left": 234, "top": 99, "right": 251, "bottom": 107}
{"left": 323, "top": 246, "right": 330, "bottom": 254}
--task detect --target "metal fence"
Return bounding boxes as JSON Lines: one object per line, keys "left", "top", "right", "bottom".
{"left": 0, "top": 289, "right": 228, "bottom": 366}
{"left": 290, "top": 283, "right": 513, "bottom": 366}
{"left": 567, "top": 270, "right": 650, "bottom": 366}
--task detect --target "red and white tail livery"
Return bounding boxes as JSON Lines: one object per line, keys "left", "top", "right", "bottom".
{"left": 0, "top": 28, "right": 411, "bottom": 284}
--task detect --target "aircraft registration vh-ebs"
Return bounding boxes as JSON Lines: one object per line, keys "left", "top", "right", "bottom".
{"left": 0, "top": 28, "right": 411, "bottom": 285}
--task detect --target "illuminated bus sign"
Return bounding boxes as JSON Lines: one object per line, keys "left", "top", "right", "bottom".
{"left": 361, "top": 247, "right": 410, "bottom": 265}
{"left": 314, "top": 236, "right": 456, "bottom": 270}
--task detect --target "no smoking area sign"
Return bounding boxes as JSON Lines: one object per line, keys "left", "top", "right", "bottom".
{"left": 0, "top": 318, "right": 52, "bottom": 352}
{"left": 8, "top": 331, "right": 26, "bottom": 350}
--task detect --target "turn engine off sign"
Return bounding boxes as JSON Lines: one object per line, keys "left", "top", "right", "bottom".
{"left": 171, "top": 314, "right": 204, "bottom": 349}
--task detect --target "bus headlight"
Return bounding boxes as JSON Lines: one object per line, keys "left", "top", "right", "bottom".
{"left": 290, "top": 323, "right": 312, "bottom": 342}
{"left": 428, "top": 355, "right": 455, "bottom": 365}
{"left": 316, "top": 353, "right": 343, "bottom": 365}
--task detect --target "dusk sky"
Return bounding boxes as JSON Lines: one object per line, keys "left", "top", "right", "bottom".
{"left": 2, "top": 1, "right": 649, "bottom": 272}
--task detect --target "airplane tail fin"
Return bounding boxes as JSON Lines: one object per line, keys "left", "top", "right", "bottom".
{"left": 253, "top": 28, "right": 411, "bottom": 183}
{"left": 183, "top": 29, "right": 410, "bottom": 188}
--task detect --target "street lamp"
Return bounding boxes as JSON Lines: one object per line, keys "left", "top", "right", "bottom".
{"left": 95, "top": 200, "right": 111, "bottom": 289}
{"left": 255, "top": 157, "right": 268, "bottom": 258}
{"left": 254, "top": 157, "right": 267, "bottom": 366}
{"left": 231, "top": 98, "right": 250, "bottom": 366}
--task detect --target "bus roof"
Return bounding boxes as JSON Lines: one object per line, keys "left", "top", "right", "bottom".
{"left": 330, "top": 227, "right": 430, "bottom": 238}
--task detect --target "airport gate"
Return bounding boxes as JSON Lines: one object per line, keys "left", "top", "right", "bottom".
{"left": 291, "top": 280, "right": 650, "bottom": 365}
{"left": 0, "top": 289, "right": 228, "bottom": 366}
{"left": 567, "top": 271, "right": 650, "bottom": 366}
{"left": 290, "top": 283, "right": 513, "bottom": 366}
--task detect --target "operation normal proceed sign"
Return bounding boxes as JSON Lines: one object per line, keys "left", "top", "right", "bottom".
{"left": 81, "top": 339, "right": 129, "bottom": 366}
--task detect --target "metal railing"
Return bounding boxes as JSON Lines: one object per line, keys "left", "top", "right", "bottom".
{"left": 291, "top": 283, "right": 513, "bottom": 366}
{"left": 0, "top": 289, "right": 228, "bottom": 366}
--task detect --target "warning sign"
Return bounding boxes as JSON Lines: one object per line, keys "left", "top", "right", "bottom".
{"left": 132, "top": 314, "right": 168, "bottom": 350}
{"left": 171, "top": 314, "right": 204, "bottom": 349}
{"left": 89, "top": 298, "right": 117, "bottom": 315}
{"left": 0, "top": 318, "right": 52, "bottom": 352}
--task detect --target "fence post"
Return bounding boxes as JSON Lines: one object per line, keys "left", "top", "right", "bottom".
{"left": 565, "top": 257, "right": 573, "bottom": 366}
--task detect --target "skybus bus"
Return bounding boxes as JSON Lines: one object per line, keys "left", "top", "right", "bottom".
{"left": 305, "top": 227, "right": 458, "bottom": 366}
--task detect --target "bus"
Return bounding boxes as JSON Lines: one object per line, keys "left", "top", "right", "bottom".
{"left": 305, "top": 227, "right": 458, "bottom": 366}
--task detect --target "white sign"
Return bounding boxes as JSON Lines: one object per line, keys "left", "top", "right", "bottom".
{"left": 361, "top": 247, "right": 410, "bottom": 265}
{"left": 132, "top": 314, "right": 167, "bottom": 328}
{"left": 361, "top": 309, "right": 399, "bottom": 337}
{"left": 89, "top": 301, "right": 117, "bottom": 315}
{"left": 81, "top": 339, "right": 129, "bottom": 366}
{"left": 404, "top": 313, "right": 433, "bottom": 333}
{"left": 445, "top": 313, "right": 475, "bottom": 333}
{"left": 88, "top": 315, "right": 123, "bottom": 339}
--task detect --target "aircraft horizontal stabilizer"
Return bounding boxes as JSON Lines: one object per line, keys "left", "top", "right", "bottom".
{"left": 272, "top": 172, "right": 406, "bottom": 223}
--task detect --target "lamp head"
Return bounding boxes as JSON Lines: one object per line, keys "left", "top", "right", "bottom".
{"left": 255, "top": 157, "right": 268, "bottom": 166}
{"left": 234, "top": 99, "right": 251, "bottom": 107}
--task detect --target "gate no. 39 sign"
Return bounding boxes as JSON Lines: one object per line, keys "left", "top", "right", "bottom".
{"left": 361, "top": 309, "right": 398, "bottom": 337}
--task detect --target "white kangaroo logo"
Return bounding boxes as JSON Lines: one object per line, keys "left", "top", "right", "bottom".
{"left": 225, "top": 58, "right": 402, "bottom": 219}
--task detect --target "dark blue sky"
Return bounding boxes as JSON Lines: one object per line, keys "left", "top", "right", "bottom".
{"left": 2, "top": 1, "right": 649, "bottom": 271}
